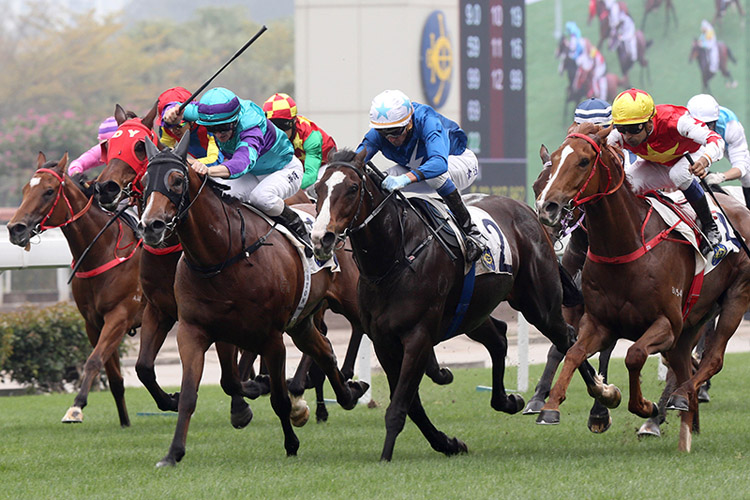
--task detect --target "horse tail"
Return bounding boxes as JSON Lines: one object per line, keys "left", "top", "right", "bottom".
{"left": 559, "top": 262, "right": 584, "bottom": 307}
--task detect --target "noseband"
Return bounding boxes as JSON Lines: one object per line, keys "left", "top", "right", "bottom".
{"left": 565, "top": 132, "right": 625, "bottom": 206}
{"left": 35, "top": 168, "right": 94, "bottom": 234}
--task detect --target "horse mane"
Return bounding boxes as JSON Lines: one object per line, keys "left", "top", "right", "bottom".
{"left": 70, "top": 172, "right": 97, "bottom": 197}
{"left": 329, "top": 148, "right": 359, "bottom": 163}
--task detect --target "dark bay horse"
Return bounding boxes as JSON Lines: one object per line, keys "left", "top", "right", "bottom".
{"left": 641, "top": 0, "right": 677, "bottom": 32}
{"left": 613, "top": 28, "right": 651, "bottom": 87}
{"left": 7, "top": 152, "right": 144, "bottom": 426}
{"left": 138, "top": 134, "right": 368, "bottom": 466}
{"left": 689, "top": 38, "right": 737, "bottom": 92}
{"left": 536, "top": 123, "right": 750, "bottom": 451}
{"left": 310, "top": 149, "right": 602, "bottom": 461}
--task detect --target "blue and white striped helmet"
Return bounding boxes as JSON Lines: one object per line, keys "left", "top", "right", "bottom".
{"left": 574, "top": 98, "right": 612, "bottom": 125}
{"left": 369, "top": 90, "right": 414, "bottom": 129}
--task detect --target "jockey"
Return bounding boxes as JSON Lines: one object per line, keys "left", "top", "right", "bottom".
{"left": 163, "top": 87, "right": 312, "bottom": 255}
{"left": 607, "top": 0, "right": 637, "bottom": 63}
{"left": 564, "top": 21, "right": 584, "bottom": 61}
{"left": 699, "top": 19, "right": 719, "bottom": 75}
{"left": 574, "top": 97, "right": 612, "bottom": 126}
{"left": 67, "top": 116, "right": 118, "bottom": 176}
{"left": 574, "top": 39, "right": 608, "bottom": 101}
{"left": 156, "top": 87, "right": 222, "bottom": 166}
{"left": 687, "top": 93, "right": 750, "bottom": 209}
{"left": 357, "top": 89, "right": 486, "bottom": 263}
{"left": 608, "top": 88, "right": 725, "bottom": 256}
{"left": 262, "top": 92, "right": 337, "bottom": 193}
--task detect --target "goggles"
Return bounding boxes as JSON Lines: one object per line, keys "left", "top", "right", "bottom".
{"left": 271, "top": 118, "right": 295, "bottom": 131}
{"left": 377, "top": 125, "right": 408, "bottom": 139}
{"left": 614, "top": 122, "right": 646, "bottom": 135}
{"left": 205, "top": 122, "right": 236, "bottom": 134}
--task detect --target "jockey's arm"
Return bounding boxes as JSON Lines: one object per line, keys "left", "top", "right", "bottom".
{"left": 724, "top": 120, "right": 750, "bottom": 180}
{"left": 677, "top": 113, "right": 725, "bottom": 176}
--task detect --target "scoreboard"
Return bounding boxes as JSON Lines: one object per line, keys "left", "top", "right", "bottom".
{"left": 460, "top": 0, "right": 526, "bottom": 201}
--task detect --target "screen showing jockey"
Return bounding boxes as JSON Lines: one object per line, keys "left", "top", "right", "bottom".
{"left": 156, "top": 86, "right": 222, "bottom": 167}
{"left": 163, "top": 87, "right": 312, "bottom": 254}
{"left": 699, "top": 19, "right": 719, "bottom": 75}
{"left": 687, "top": 93, "right": 750, "bottom": 209}
{"left": 356, "top": 89, "right": 485, "bottom": 263}
{"left": 67, "top": 116, "right": 118, "bottom": 176}
{"left": 608, "top": 88, "right": 725, "bottom": 256}
{"left": 262, "top": 93, "right": 337, "bottom": 192}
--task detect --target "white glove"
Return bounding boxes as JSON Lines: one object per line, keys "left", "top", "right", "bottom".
{"left": 704, "top": 172, "right": 726, "bottom": 185}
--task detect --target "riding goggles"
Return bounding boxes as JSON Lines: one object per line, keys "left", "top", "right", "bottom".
{"left": 614, "top": 122, "right": 646, "bottom": 135}
{"left": 271, "top": 118, "right": 295, "bottom": 131}
{"left": 377, "top": 125, "right": 408, "bottom": 139}
{"left": 205, "top": 122, "right": 236, "bottom": 134}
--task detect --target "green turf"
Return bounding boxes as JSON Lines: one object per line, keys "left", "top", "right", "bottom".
{"left": 526, "top": 0, "right": 749, "bottom": 204}
{"left": 1, "top": 351, "right": 749, "bottom": 499}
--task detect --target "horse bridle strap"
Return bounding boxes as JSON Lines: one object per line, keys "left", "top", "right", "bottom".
{"left": 566, "top": 133, "right": 625, "bottom": 206}
{"left": 35, "top": 168, "right": 95, "bottom": 232}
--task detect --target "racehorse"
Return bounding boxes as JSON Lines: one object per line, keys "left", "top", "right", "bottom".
{"left": 310, "top": 149, "right": 602, "bottom": 461}
{"left": 641, "top": 0, "right": 677, "bottom": 32}
{"left": 714, "top": 0, "right": 745, "bottom": 25}
{"left": 689, "top": 38, "right": 737, "bottom": 92}
{"left": 7, "top": 152, "right": 144, "bottom": 427}
{"left": 589, "top": 0, "right": 630, "bottom": 49}
{"left": 612, "top": 28, "right": 651, "bottom": 87}
{"left": 138, "top": 134, "right": 369, "bottom": 466}
{"left": 535, "top": 123, "right": 750, "bottom": 451}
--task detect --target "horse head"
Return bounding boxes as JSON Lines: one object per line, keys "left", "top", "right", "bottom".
{"left": 96, "top": 102, "right": 158, "bottom": 211}
{"left": 138, "top": 131, "right": 192, "bottom": 247}
{"left": 536, "top": 123, "right": 619, "bottom": 226}
{"left": 8, "top": 152, "right": 73, "bottom": 247}
{"left": 310, "top": 148, "right": 375, "bottom": 261}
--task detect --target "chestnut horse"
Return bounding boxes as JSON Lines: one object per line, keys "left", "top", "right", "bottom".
{"left": 7, "top": 153, "right": 144, "bottom": 426}
{"left": 138, "top": 134, "right": 368, "bottom": 466}
{"left": 310, "top": 149, "right": 602, "bottom": 461}
{"left": 535, "top": 123, "right": 750, "bottom": 451}
{"left": 689, "top": 38, "right": 737, "bottom": 92}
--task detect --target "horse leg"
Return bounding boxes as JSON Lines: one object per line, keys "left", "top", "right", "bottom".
{"left": 467, "top": 317, "right": 524, "bottom": 414}
{"left": 588, "top": 343, "right": 615, "bottom": 433}
{"left": 214, "top": 342, "right": 253, "bottom": 430}
{"left": 238, "top": 350, "right": 270, "bottom": 399}
{"left": 263, "top": 333, "right": 300, "bottom": 456}
{"left": 135, "top": 304, "right": 178, "bottom": 412}
{"left": 62, "top": 315, "right": 129, "bottom": 424}
{"left": 156, "top": 324, "right": 210, "bottom": 467}
{"left": 287, "top": 316, "right": 368, "bottom": 411}
{"left": 102, "top": 350, "right": 129, "bottom": 427}
{"left": 661, "top": 343, "right": 695, "bottom": 452}
{"left": 523, "top": 344, "right": 563, "bottom": 415}
{"left": 638, "top": 363, "right": 675, "bottom": 437}
{"left": 238, "top": 349, "right": 257, "bottom": 381}
{"left": 624, "top": 316, "right": 675, "bottom": 419}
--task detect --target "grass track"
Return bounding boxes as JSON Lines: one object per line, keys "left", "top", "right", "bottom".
{"left": 1, "top": 352, "right": 749, "bottom": 499}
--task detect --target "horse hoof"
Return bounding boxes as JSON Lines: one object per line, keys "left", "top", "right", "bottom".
{"left": 508, "top": 394, "right": 525, "bottom": 414}
{"left": 290, "top": 394, "right": 310, "bottom": 427}
{"left": 667, "top": 394, "right": 689, "bottom": 412}
{"left": 637, "top": 420, "right": 661, "bottom": 438}
{"left": 601, "top": 385, "right": 622, "bottom": 409}
{"left": 587, "top": 413, "right": 612, "bottom": 434}
{"left": 155, "top": 456, "right": 176, "bottom": 468}
{"left": 231, "top": 405, "right": 254, "bottom": 429}
{"left": 522, "top": 398, "right": 545, "bottom": 415}
{"left": 61, "top": 406, "right": 83, "bottom": 423}
{"left": 698, "top": 384, "right": 710, "bottom": 403}
{"left": 536, "top": 409, "right": 561, "bottom": 425}
{"left": 315, "top": 403, "right": 329, "bottom": 423}
{"left": 433, "top": 367, "right": 454, "bottom": 385}
{"left": 446, "top": 437, "right": 468, "bottom": 456}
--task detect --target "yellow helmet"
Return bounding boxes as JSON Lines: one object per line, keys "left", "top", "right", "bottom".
{"left": 612, "top": 88, "right": 655, "bottom": 125}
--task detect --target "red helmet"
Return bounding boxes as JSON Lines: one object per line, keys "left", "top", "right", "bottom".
{"left": 263, "top": 93, "right": 297, "bottom": 120}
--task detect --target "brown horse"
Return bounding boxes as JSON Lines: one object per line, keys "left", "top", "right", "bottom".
{"left": 641, "top": 0, "right": 677, "bottom": 32}
{"left": 535, "top": 123, "right": 750, "bottom": 451}
{"left": 613, "top": 27, "right": 652, "bottom": 87}
{"left": 689, "top": 38, "right": 737, "bottom": 92}
{"left": 7, "top": 152, "right": 144, "bottom": 426}
{"left": 589, "top": 0, "right": 630, "bottom": 49}
{"left": 138, "top": 134, "right": 368, "bottom": 466}
{"left": 310, "top": 149, "right": 601, "bottom": 461}
{"left": 714, "top": 0, "right": 745, "bottom": 25}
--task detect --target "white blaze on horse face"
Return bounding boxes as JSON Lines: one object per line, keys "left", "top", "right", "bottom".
{"left": 538, "top": 145, "right": 575, "bottom": 204}
{"left": 29, "top": 177, "right": 41, "bottom": 188}
{"left": 310, "top": 171, "right": 346, "bottom": 244}
{"left": 142, "top": 193, "right": 156, "bottom": 222}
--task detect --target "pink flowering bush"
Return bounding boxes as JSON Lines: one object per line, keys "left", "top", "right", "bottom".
{"left": 0, "top": 109, "right": 97, "bottom": 207}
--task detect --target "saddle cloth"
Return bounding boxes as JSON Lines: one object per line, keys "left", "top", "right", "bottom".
{"left": 404, "top": 193, "right": 513, "bottom": 277}
{"left": 644, "top": 191, "right": 741, "bottom": 275}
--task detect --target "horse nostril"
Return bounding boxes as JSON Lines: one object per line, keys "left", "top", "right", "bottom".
{"left": 149, "top": 220, "right": 166, "bottom": 233}
{"left": 321, "top": 232, "right": 335, "bottom": 248}
{"left": 9, "top": 223, "right": 26, "bottom": 236}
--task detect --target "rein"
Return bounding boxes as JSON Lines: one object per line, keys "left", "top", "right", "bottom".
{"left": 35, "top": 168, "right": 94, "bottom": 233}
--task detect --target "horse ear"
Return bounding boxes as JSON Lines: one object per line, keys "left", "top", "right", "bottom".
{"left": 144, "top": 137, "right": 160, "bottom": 161}
{"left": 37, "top": 151, "right": 47, "bottom": 169}
{"left": 56, "top": 153, "right": 69, "bottom": 174}
{"left": 114, "top": 104, "right": 128, "bottom": 125}
{"left": 354, "top": 148, "right": 367, "bottom": 167}
{"left": 141, "top": 99, "right": 158, "bottom": 130}
{"left": 539, "top": 145, "right": 550, "bottom": 165}
{"left": 596, "top": 125, "right": 613, "bottom": 142}
{"left": 175, "top": 129, "right": 190, "bottom": 161}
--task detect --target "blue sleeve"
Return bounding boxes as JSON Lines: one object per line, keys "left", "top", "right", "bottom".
{"left": 355, "top": 129, "right": 383, "bottom": 164}
{"left": 182, "top": 102, "right": 199, "bottom": 122}
{"left": 414, "top": 117, "right": 449, "bottom": 178}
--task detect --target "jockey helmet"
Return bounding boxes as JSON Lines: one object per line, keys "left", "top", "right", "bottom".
{"left": 369, "top": 90, "right": 414, "bottom": 129}
{"left": 686, "top": 94, "right": 720, "bottom": 124}
{"left": 97, "top": 116, "right": 118, "bottom": 142}
{"left": 574, "top": 98, "right": 612, "bottom": 125}
{"left": 158, "top": 87, "right": 192, "bottom": 124}
{"left": 195, "top": 87, "right": 241, "bottom": 126}
{"left": 263, "top": 93, "right": 298, "bottom": 120}
{"left": 564, "top": 21, "right": 581, "bottom": 39}
{"left": 612, "top": 88, "right": 655, "bottom": 125}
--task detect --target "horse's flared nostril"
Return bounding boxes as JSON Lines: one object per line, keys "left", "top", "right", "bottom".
{"left": 321, "top": 232, "right": 335, "bottom": 249}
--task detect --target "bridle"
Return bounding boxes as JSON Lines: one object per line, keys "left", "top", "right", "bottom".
{"left": 34, "top": 167, "right": 94, "bottom": 235}
{"left": 565, "top": 132, "right": 625, "bottom": 207}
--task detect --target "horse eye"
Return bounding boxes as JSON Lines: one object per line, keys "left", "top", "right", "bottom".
{"left": 44, "top": 188, "right": 55, "bottom": 197}
{"left": 578, "top": 157, "right": 590, "bottom": 168}
{"left": 347, "top": 184, "right": 358, "bottom": 194}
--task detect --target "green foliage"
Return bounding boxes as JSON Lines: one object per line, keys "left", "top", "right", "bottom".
{"left": 0, "top": 302, "right": 128, "bottom": 393}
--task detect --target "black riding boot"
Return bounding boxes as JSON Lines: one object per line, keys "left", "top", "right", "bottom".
{"left": 442, "top": 189, "right": 487, "bottom": 262}
{"left": 688, "top": 194, "right": 721, "bottom": 256}
{"left": 274, "top": 205, "right": 313, "bottom": 258}
{"left": 743, "top": 187, "right": 750, "bottom": 211}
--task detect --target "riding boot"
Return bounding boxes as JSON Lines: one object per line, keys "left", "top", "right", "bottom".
{"left": 442, "top": 189, "right": 487, "bottom": 263}
{"left": 688, "top": 194, "right": 721, "bottom": 256}
{"left": 743, "top": 187, "right": 750, "bottom": 211}
{"left": 273, "top": 205, "right": 313, "bottom": 258}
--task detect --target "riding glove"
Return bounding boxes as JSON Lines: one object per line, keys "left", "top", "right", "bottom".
{"left": 382, "top": 174, "right": 412, "bottom": 192}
